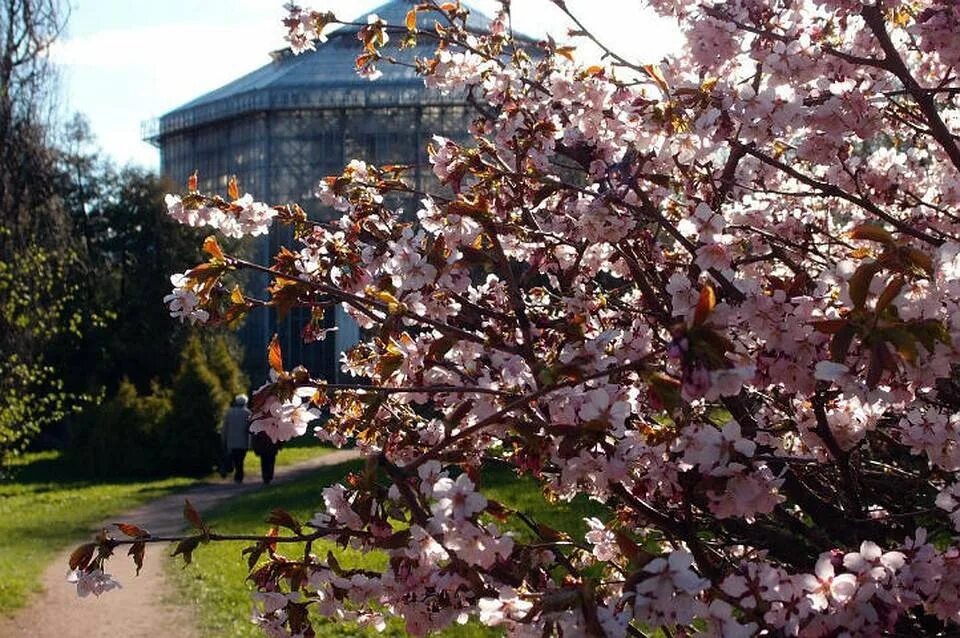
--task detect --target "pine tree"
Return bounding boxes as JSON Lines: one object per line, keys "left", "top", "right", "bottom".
{"left": 204, "top": 334, "right": 249, "bottom": 399}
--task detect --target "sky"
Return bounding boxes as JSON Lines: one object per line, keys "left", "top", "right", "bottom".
{"left": 54, "top": 0, "right": 682, "bottom": 168}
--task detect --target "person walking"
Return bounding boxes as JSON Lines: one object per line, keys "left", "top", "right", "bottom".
{"left": 251, "top": 431, "right": 279, "bottom": 485}
{"left": 221, "top": 394, "right": 251, "bottom": 483}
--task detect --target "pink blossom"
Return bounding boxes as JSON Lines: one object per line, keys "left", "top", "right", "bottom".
{"left": 584, "top": 517, "right": 619, "bottom": 562}
{"left": 478, "top": 588, "right": 533, "bottom": 626}
{"left": 163, "top": 272, "right": 209, "bottom": 325}
{"left": 431, "top": 474, "right": 487, "bottom": 521}
{"left": 249, "top": 386, "right": 321, "bottom": 443}
{"left": 67, "top": 569, "right": 121, "bottom": 598}
{"left": 800, "top": 556, "right": 858, "bottom": 610}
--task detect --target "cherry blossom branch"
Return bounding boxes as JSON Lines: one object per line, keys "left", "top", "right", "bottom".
{"left": 733, "top": 141, "right": 945, "bottom": 245}
{"left": 229, "top": 256, "right": 525, "bottom": 355}
{"left": 311, "top": 381, "right": 516, "bottom": 397}
{"left": 92, "top": 527, "right": 371, "bottom": 548}
{"left": 547, "top": 0, "right": 653, "bottom": 79}
{"left": 861, "top": 3, "right": 960, "bottom": 173}
{"left": 408, "top": 359, "right": 649, "bottom": 469}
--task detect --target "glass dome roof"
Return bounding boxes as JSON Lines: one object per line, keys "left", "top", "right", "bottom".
{"left": 150, "top": 0, "right": 495, "bottom": 141}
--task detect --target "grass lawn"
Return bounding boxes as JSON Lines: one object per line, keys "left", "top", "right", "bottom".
{"left": 274, "top": 438, "right": 337, "bottom": 468}
{"left": 169, "top": 458, "right": 608, "bottom": 637}
{"left": 0, "top": 451, "right": 195, "bottom": 613}
{"left": 0, "top": 442, "right": 336, "bottom": 616}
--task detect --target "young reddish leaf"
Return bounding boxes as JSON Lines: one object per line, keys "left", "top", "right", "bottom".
{"left": 615, "top": 530, "right": 654, "bottom": 567}
{"left": 326, "top": 550, "right": 344, "bottom": 575}
{"left": 829, "top": 324, "right": 857, "bottom": 363}
{"left": 647, "top": 372, "right": 682, "bottom": 413}
{"left": 875, "top": 275, "right": 905, "bottom": 314}
{"left": 128, "top": 541, "right": 146, "bottom": 576}
{"left": 536, "top": 522, "right": 571, "bottom": 543}
{"left": 288, "top": 565, "right": 309, "bottom": 593}
{"left": 848, "top": 261, "right": 882, "bottom": 310}
{"left": 183, "top": 499, "right": 205, "bottom": 533}
{"left": 405, "top": 7, "right": 418, "bottom": 30}
{"left": 266, "top": 508, "right": 302, "bottom": 534}
{"left": 227, "top": 175, "right": 240, "bottom": 201}
{"left": 171, "top": 536, "right": 202, "bottom": 566}
{"left": 866, "top": 341, "right": 898, "bottom": 389}
{"left": 584, "top": 65, "right": 604, "bottom": 77}
{"left": 265, "top": 526, "right": 279, "bottom": 554}
{"left": 446, "top": 197, "right": 489, "bottom": 220}
{"left": 186, "top": 261, "right": 226, "bottom": 282}
{"left": 378, "top": 530, "right": 412, "bottom": 549}
{"left": 287, "top": 603, "right": 313, "bottom": 636}
{"left": 484, "top": 498, "right": 513, "bottom": 522}
{"left": 692, "top": 284, "right": 716, "bottom": 327}
{"left": 114, "top": 523, "right": 150, "bottom": 539}
{"left": 242, "top": 543, "right": 265, "bottom": 570}
{"left": 373, "top": 289, "right": 403, "bottom": 314}
{"left": 811, "top": 319, "right": 849, "bottom": 334}
{"left": 187, "top": 170, "right": 198, "bottom": 192}
{"left": 202, "top": 235, "right": 225, "bottom": 261}
{"left": 555, "top": 46, "right": 576, "bottom": 61}
{"left": 886, "top": 328, "right": 919, "bottom": 365}
{"left": 69, "top": 543, "right": 97, "bottom": 571}
{"left": 230, "top": 285, "right": 245, "bottom": 305}
{"left": 268, "top": 334, "right": 284, "bottom": 374}
{"left": 849, "top": 223, "right": 894, "bottom": 246}
{"left": 877, "top": 339, "right": 899, "bottom": 373}
{"left": 642, "top": 63, "right": 669, "bottom": 93}
{"left": 902, "top": 247, "right": 934, "bottom": 278}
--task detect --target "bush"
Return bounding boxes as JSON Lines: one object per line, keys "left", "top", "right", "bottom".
{"left": 161, "top": 335, "right": 228, "bottom": 477}
{"left": 67, "top": 378, "right": 170, "bottom": 477}
{"left": 67, "top": 334, "right": 241, "bottom": 479}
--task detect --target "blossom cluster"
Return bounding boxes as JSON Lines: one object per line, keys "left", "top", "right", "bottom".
{"left": 76, "top": 0, "right": 960, "bottom": 636}
{"left": 165, "top": 192, "right": 275, "bottom": 239}
{"left": 162, "top": 271, "right": 209, "bottom": 325}
{"left": 249, "top": 382, "right": 321, "bottom": 443}
{"left": 67, "top": 569, "right": 120, "bottom": 598}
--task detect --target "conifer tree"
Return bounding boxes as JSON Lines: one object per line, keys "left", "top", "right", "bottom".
{"left": 162, "top": 336, "right": 226, "bottom": 476}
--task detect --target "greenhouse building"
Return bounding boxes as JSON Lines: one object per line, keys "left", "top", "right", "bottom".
{"left": 145, "top": 0, "right": 486, "bottom": 380}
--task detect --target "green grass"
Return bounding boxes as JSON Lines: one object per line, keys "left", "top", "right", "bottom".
{"left": 0, "top": 451, "right": 195, "bottom": 613}
{"left": 168, "top": 459, "right": 395, "bottom": 637}
{"left": 275, "top": 438, "right": 337, "bottom": 468}
{"left": 480, "top": 462, "right": 608, "bottom": 542}
{"left": 0, "top": 442, "right": 335, "bottom": 616}
{"left": 169, "top": 460, "right": 608, "bottom": 637}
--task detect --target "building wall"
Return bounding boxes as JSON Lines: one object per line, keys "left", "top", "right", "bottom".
{"left": 158, "top": 102, "right": 473, "bottom": 384}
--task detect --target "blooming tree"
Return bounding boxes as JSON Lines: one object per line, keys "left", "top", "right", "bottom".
{"left": 71, "top": 0, "right": 960, "bottom": 635}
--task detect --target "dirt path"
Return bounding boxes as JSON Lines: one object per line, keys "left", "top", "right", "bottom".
{"left": 0, "top": 450, "right": 361, "bottom": 638}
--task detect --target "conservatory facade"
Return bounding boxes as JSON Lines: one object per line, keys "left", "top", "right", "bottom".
{"left": 146, "top": 0, "right": 482, "bottom": 380}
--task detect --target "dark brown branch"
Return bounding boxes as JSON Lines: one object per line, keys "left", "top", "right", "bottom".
{"left": 860, "top": 3, "right": 960, "bottom": 173}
